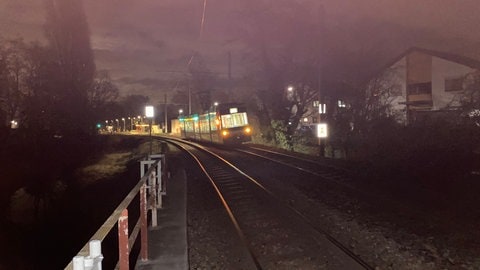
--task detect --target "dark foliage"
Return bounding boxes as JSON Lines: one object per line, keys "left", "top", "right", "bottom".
{"left": 349, "top": 117, "right": 480, "bottom": 191}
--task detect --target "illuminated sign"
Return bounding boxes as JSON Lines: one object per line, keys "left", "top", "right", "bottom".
{"left": 145, "top": 106, "right": 154, "bottom": 117}
{"left": 229, "top": 108, "right": 238, "bottom": 114}
{"left": 317, "top": 123, "right": 328, "bottom": 138}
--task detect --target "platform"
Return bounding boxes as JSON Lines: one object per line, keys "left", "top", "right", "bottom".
{"left": 135, "top": 165, "right": 188, "bottom": 270}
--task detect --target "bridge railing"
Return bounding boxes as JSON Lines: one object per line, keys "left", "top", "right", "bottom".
{"left": 65, "top": 154, "right": 166, "bottom": 270}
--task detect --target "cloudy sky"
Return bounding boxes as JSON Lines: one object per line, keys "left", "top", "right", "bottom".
{"left": 1, "top": 0, "right": 480, "bottom": 103}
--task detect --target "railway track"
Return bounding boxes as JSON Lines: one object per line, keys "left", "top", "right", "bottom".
{"left": 233, "top": 145, "right": 439, "bottom": 218}
{"left": 166, "top": 139, "right": 374, "bottom": 270}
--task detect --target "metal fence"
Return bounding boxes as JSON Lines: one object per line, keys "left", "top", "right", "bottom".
{"left": 65, "top": 154, "right": 166, "bottom": 270}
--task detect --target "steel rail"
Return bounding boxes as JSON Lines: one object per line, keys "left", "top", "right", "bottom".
{"left": 247, "top": 146, "right": 351, "bottom": 172}
{"left": 168, "top": 139, "right": 374, "bottom": 270}
{"left": 237, "top": 146, "right": 429, "bottom": 220}
{"left": 235, "top": 148, "right": 359, "bottom": 191}
{"left": 169, "top": 140, "right": 263, "bottom": 270}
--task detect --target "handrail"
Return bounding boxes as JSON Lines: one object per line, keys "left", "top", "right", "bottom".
{"left": 65, "top": 156, "right": 164, "bottom": 270}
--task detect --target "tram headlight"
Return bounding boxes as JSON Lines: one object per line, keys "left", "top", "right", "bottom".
{"left": 221, "top": 130, "right": 229, "bottom": 137}
{"left": 244, "top": 127, "right": 252, "bottom": 134}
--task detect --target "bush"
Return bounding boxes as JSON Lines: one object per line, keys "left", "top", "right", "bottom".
{"left": 347, "top": 118, "right": 479, "bottom": 188}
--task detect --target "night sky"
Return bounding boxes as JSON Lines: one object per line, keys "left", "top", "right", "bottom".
{"left": 1, "top": 0, "right": 480, "bottom": 103}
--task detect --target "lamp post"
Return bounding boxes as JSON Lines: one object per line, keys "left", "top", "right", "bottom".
{"left": 145, "top": 106, "right": 154, "bottom": 155}
{"left": 115, "top": 119, "right": 119, "bottom": 132}
{"left": 122, "top": 118, "right": 126, "bottom": 132}
{"left": 208, "top": 102, "right": 218, "bottom": 142}
{"left": 179, "top": 109, "right": 186, "bottom": 137}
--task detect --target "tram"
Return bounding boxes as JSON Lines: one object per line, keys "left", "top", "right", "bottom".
{"left": 179, "top": 103, "right": 252, "bottom": 144}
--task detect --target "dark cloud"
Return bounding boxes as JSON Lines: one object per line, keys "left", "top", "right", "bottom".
{"left": 1, "top": 0, "right": 480, "bottom": 102}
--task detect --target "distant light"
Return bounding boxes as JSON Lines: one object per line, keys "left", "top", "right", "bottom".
{"left": 244, "top": 127, "right": 252, "bottom": 134}
{"left": 229, "top": 108, "right": 238, "bottom": 114}
{"left": 287, "top": 86, "right": 294, "bottom": 92}
{"left": 222, "top": 130, "right": 229, "bottom": 136}
{"left": 96, "top": 123, "right": 102, "bottom": 129}
{"left": 303, "top": 117, "right": 308, "bottom": 122}
{"left": 214, "top": 102, "right": 218, "bottom": 106}
{"left": 10, "top": 120, "right": 18, "bottom": 129}
{"left": 179, "top": 109, "right": 183, "bottom": 114}
{"left": 145, "top": 106, "right": 154, "bottom": 118}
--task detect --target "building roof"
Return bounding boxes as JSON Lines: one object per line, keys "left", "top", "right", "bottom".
{"left": 404, "top": 47, "right": 480, "bottom": 69}
{"left": 369, "top": 47, "right": 480, "bottom": 81}
{"left": 388, "top": 47, "right": 480, "bottom": 70}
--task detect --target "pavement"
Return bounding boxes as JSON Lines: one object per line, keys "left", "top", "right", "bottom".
{"left": 135, "top": 163, "right": 188, "bottom": 270}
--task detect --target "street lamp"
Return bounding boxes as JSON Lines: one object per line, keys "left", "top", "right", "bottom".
{"left": 122, "top": 118, "right": 125, "bottom": 132}
{"left": 208, "top": 102, "right": 218, "bottom": 142}
{"left": 145, "top": 106, "right": 154, "bottom": 155}
{"left": 115, "top": 119, "right": 119, "bottom": 132}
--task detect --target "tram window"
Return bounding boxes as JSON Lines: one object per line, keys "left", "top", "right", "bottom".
{"left": 221, "top": 112, "right": 248, "bottom": 128}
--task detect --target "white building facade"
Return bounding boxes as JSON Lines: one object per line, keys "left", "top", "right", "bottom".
{"left": 382, "top": 48, "right": 480, "bottom": 124}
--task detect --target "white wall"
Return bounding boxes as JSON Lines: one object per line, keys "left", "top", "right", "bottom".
{"left": 431, "top": 57, "right": 474, "bottom": 109}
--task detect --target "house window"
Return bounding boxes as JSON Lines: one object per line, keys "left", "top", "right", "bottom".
{"left": 407, "top": 82, "right": 431, "bottom": 95}
{"left": 312, "top": 117, "right": 318, "bottom": 123}
{"left": 319, "top": 103, "right": 327, "bottom": 114}
{"left": 445, "top": 77, "right": 463, "bottom": 92}
{"left": 313, "top": 100, "right": 319, "bottom": 107}
{"left": 338, "top": 100, "right": 346, "bottom": 108}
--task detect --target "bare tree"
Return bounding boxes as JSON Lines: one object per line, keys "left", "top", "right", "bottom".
{"left": 88, "top": 71, "right": 119, "bottom": 110}
{"left": 235, "top": 0, "right": 321, "bottom": 147}
{"left": 0, "top": 39, "right": 29, "bottom": 129}
{"left": 43, "top": 0, "right": 96, "bottom": 135}
{"left": 188, "top": 52, "right": 217, "bottom": 112}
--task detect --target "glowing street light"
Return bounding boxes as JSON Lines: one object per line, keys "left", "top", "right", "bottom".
{"left": 145, "top": 106, "right": 154, "bottom": 118}
{"left": 145, "top": 106, "right": 154, "bottom": 155}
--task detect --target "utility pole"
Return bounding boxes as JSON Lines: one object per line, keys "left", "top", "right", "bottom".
{"left": 188, "top": 88, "right": 192, "bottom": 115}
{"left": 164, "top": 93, "right": 168, "bottom": 133}
{"left": 317, "top": 3, "right": 325, "bottom": 157}
{"left": 228, "top": 51, "right": 232, "bottom": 93}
